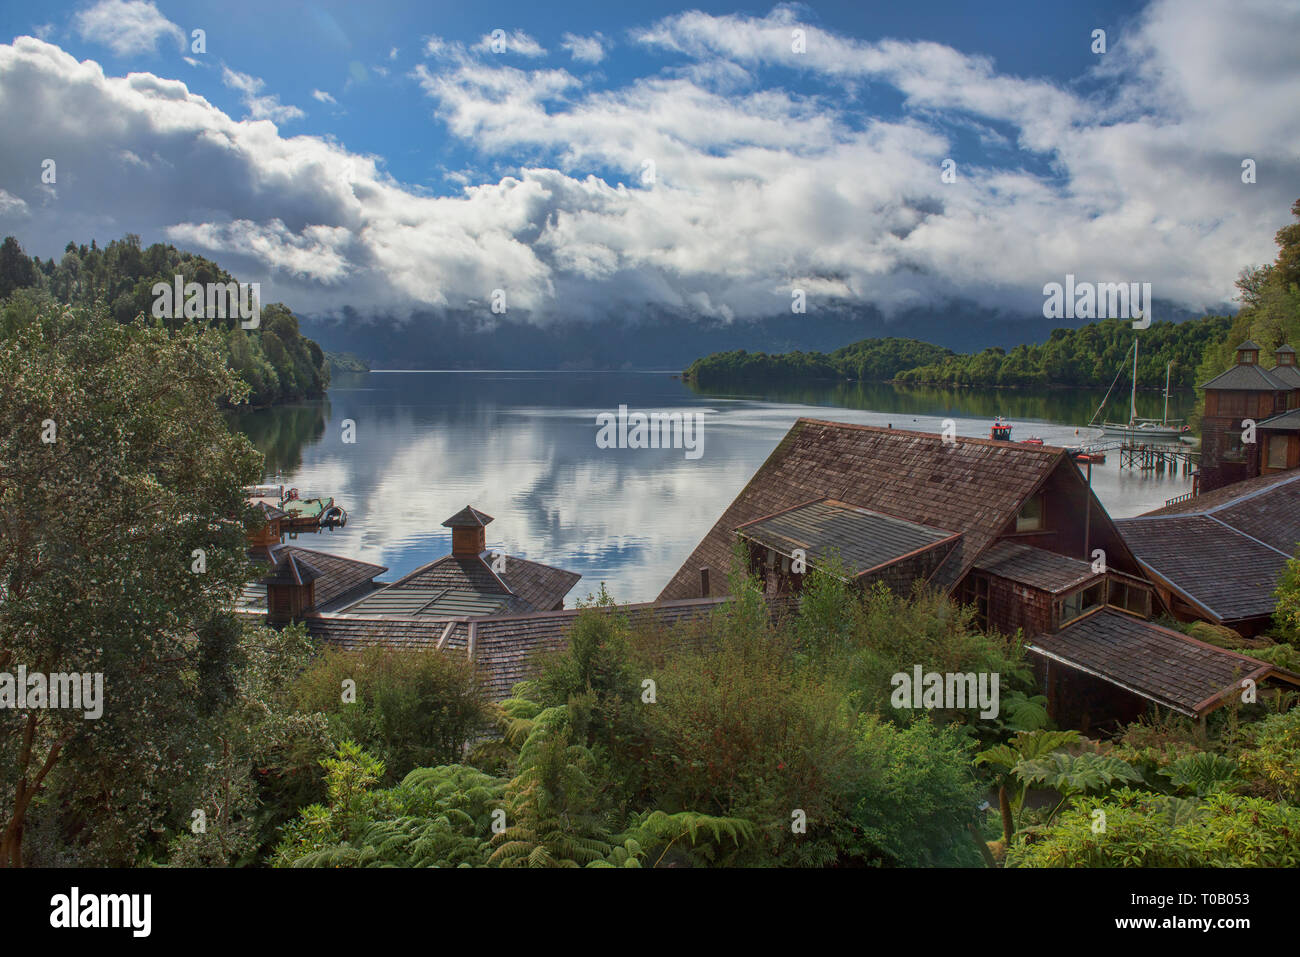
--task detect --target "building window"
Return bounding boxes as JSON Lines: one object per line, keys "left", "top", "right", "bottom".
{"left": 1059, "top": 581, "right": 1104, "bottom": 626}
{"left": 1107, "top": 578, "right": 1151, "bottom": 618}
{"left": 1268, "top": 435, "right": 1289, "bottom": 469}
{"left": 1016, "top": 494, "right": 1045, "bottom": 532}
{"left": 1223, "top": 431, "right": 1245, "bottom": 463}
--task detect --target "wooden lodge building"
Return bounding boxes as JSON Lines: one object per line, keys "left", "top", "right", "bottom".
{"left": 660, "top": 418, "right": 1300, "bottom": 725}
{"left": 237, "top": 425, "right": 1299, "bottom": 729}
{"left": 1197, "top": 340, "right": 1300, "bottom": 493}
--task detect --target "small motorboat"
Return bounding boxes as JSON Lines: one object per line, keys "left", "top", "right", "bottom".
{"left": 990, "top": 417, "right": 1013, "bottom": 441}
{"left": 278, "top": 489, "right": 347, "bottom": 528}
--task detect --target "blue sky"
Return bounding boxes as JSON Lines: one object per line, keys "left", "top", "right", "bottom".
{"left": 0, "top": 0, "right": 1296, "bottom": 326}
{"left": 3, "top": 1, "right": 1139, "bottom": 191}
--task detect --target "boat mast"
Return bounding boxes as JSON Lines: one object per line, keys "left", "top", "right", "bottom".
{"left": 1129, "top": 336, "right": 1139, "bottom": 425}
{"left": 1163, "top": 360, "right": 1172, "bottom": 425}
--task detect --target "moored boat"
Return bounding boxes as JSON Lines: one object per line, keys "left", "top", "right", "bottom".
{"left": 1089, "top": 336, "right": 1191, "bottom": 443}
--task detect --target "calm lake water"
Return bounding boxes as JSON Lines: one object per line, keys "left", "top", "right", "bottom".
{"left": 232, "top": 372, "right": 1195, "bottom": 605}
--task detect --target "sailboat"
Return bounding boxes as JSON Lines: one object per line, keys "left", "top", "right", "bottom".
{"left": 1092, "top": 334, "right": 1191, "bottom": 443}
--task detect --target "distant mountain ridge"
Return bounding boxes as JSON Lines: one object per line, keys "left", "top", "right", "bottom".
{"left": 299, "top": 300, "right": 1224, "bottom": 371}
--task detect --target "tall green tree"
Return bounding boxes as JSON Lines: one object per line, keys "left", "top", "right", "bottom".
{"left": 0, "top": 298, "right": 262, "bottom": 865}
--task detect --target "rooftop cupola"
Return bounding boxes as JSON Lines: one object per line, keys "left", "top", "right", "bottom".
{"left": 260, "top": 551, "right": 322, "bottom": 624}
{"left": 442, "top": 505, "right": 494, "bottom": 556}
{"left": 1275, "top": 344, "right": 1297, "bottom": 367}
{"left": 1236, "top": 340, "right": 1261, "bottom": 365}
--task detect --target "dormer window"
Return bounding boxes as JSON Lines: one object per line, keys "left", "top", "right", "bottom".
{"left": 1016, "top": 493, "right": 1045, "bottom": 532}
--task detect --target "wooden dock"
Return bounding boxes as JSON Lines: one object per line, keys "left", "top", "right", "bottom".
{"left": 1118, "top": 441, "right": 1198, "bottom": 475}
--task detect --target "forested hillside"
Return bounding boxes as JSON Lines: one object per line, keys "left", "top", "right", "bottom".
{"left": 894, "top": 317, "right": 1232, "bottom": 389}
{"left": 0, "top": 233, "right": 328, "bottom": 407}
{"left": 684, "top": 318, "right": 1233, "bottom": 391}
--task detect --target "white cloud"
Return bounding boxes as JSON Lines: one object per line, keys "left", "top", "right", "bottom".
{"left": 2, "top": 0, "right": 1297, "bottom": 329}
{"left": 560, "top": 32, "right": 607, "bottom": 64}
{"left": 0, "top": 189, "right": 30, "bottom": 218}
{"left": 311, "top": 89, "right": 337, "bottom": 104}
{"left": 73, "top": 0, "right": 184, "bottom": 56}
{"left": 220, "top": 65, "right": 305, "bottom": 123}
{"left": 474, "top": 29, "right": 547, "bottom": 58}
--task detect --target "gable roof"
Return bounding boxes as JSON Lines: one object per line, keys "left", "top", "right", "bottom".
{"left": 659, "top": 419, "right": 1083, "bottom": 600}
{"left": 1028, "top": 609, "right": 1300, "bottom": 717}
{"left": 973, "top": 540, "right": 1100, "bottom": 594}
{"left": 442, "top": 506, "right": 494, "bottom": 528}
{"left": 735, "top": 498, "right": 961, "bottom": 579}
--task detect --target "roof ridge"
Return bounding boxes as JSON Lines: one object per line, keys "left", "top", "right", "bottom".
{"left": 1204, "top": 513, "right": 1293, "bottom": 558}
{"left": 793, "top": 417, "right": 1067, "bottom": 453}
{"left": 284, "top": 544, "right": 388, "bottom": 573}
{"left": 1201, "top": 470, "right": 1300, "bottom": 514}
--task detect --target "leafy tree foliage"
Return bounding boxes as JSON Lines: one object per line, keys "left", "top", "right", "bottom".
{"left": 0, "top": 298, "right": 262, "bottom": 866}
{"left": 1193, "top": 198, "right": 1300, "bottom": 419}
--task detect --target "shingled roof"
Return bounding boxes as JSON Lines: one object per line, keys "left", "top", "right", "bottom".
{"left": 736, "top": 498, "right": 961, "bottom": 579}
{"left": 1258, "top": 407, "right": 1300, "bottom": 430}
{"left": 442, "top": 506, "right": 494, "bottom": 528}
{"left": 339, "top": 552, "right": 581, "bottom": 617}
{"left": 659, "top": 419, "right": 1079, "bottom": 600}
{"left": 254, "top": 545, "right": 389, "bottom": 610}
{"left": 973, "top": 540, "right": 1100, "bottom": 594}
{"left": 1199, "top": 363, "right": 1291, "bottom": 392}
{"left": 1142, "top": 468, "right": 1300, "bottom": 517}
{"left": 305, "top": 597, "right": 738, "bottom": 700}
{"left": 1117, "top": 472, "right": 1300, "bottom": 624}
{"left": 1267, "top": 365, "right": 1300, "bottom": 389}
{"left": 260, "top": 552, "right": 323, "bottom": 587}
{"left": 1029, "top": 609, "right": 1300, "bottom": 717}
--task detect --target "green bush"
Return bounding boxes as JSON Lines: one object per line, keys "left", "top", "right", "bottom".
{"left": 290, "top": 645, "right": 490, "bottom": 783}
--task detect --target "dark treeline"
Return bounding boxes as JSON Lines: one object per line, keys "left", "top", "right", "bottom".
{"left": 895, "top": 317, "right": 1233, "bottom": 389}
{"left": 684, "top": 318, "right": 1233, "bottom": 391}
{"left": 683, "top": 337, "right": 955, "bottom": 386}
{"left": 0, "top": 233, "right": 328, "bottom": 407}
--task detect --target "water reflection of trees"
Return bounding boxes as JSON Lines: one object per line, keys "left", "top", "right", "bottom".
{"left": 228, "top": 399, "right": 329, "bottom": 477}
{"left": 687, "top": 380, "right": 1193, "bottom": 425}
